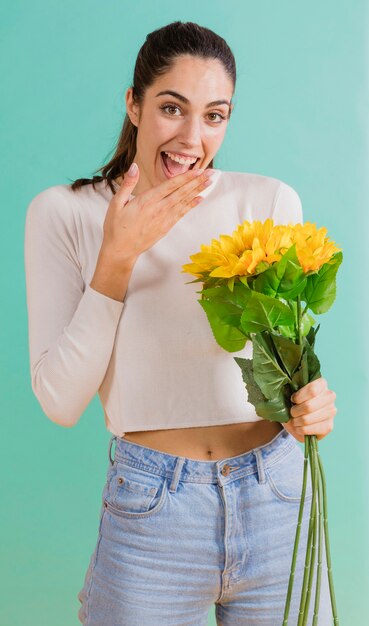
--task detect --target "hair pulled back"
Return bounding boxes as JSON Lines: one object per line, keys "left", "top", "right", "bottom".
{"left": 69, "top": 21, "right": 236, "bottom": 195}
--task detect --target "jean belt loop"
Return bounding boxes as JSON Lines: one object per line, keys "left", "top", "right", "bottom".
{"left": 168, "top": 457, "right": 185, "bottom": 493}
{"left": 108, "top": 435, "right": 117, "bottom": 466}
{"left": 253, "top": 448, "right": 266, "bottom": 484}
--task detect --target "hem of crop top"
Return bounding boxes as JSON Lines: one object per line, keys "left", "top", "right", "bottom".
{"left": 106, "top": 414, "right": 265, "bottom": 437}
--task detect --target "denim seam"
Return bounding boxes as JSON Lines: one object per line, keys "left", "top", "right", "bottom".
{"left": 84, "top": 509, "right": 106, "bottom": 625}
{"left": 265, "top": 470, "right": 313, "bottom": 502}
{"left": 262, "top": 439, "right": 297, "bottom": 470}
{"left": 113, "top": 440, "right": 296, "bottom": 484}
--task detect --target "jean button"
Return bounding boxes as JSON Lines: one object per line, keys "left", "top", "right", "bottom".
{"left": 221, "top": 464, "right": 231, "bottom": 476}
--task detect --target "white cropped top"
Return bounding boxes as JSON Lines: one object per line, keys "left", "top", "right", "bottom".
{"left": 24, "top": 169, "right": 303, "bottom": 437}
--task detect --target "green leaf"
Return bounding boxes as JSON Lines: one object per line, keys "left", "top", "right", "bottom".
{"left": 238, "top": 275, "right": 251, "bottom": 287}
{"left": 305, "top": 323, "right": 320, "bottom": 349}
{"left": 252, "top": 332, "right": 291, "bottom": 399}
{"left": 227, "top": 276, "right": 236, "bottom": 292}
{"left": 301, "top": 251, "right": 343, "bottom": 314}
{"left": 305, "top": 341, "right": 322, "bottom": 381}
{"left": 253, "top": 244, "right": 307, "bottom": 299}
{"left": 301, "top": 311, "right": 316, "bottom": 336}
{"left": 201, "top": 283, "right": 252, "bottom": 309}
{"left": 198, "top": 299, "right": 248, "bottom": 352}
{"left": 233, "top": 357, "right": 266, "bottom": 406}
{"left": 239, "top": 291, "right": 295, "bottom": 334}
{"left": 196, "top": 283, "right": 254, "bottom": 352}
{"left": 253, "top": 392, "right": 292, "bottom": 422}
{"left": 233, "top": 358, "right": 291, "bottom": 422}
{"left": 269, "top": 333, "right": 304, "bottom": 378}
{"left": 291, "top": 350, "right": 308, "bottom": 388}
{"left": 234, "top": 356, "right": 292, "bottom": 422}
{"left": 277, "top": 323, "right": 297, "bottom": 340}
{"left": 253, "top": 260, "right": 271, "bottom": 275}
{"left": 290, "top": 338, "right": 322, "bottom": 389}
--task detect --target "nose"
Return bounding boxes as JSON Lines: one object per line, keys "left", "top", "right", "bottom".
{"left": 177, "top": 116, "right": 202, "bottom": 150}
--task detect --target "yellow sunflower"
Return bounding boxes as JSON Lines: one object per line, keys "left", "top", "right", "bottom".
{"left": 181, "top": 219, "right": 341, "bottom": 279}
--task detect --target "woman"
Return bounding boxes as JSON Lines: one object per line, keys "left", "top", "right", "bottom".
{"left": 24, "top": 21, "right": 337, "bottom": 625}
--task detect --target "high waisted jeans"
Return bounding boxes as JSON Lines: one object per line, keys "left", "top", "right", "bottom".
{"left": 77, "top": 427, "right": 333, "bottom": 625}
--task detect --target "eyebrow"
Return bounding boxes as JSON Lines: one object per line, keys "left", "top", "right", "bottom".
{"left": 155, "top": 90, "right": 231, "bottom": 108}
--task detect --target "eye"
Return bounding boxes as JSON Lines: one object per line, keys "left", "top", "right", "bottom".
{"left": 160, "top": 104, "right": 181, "bottom": 116}
{"left": 160, "top": 104, "right": 227, "bottom": 124}
{"left": 207, "top": 112, "right": 227, "bottom": 123}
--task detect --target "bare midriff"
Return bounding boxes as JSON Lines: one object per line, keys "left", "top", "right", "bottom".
{"left": 121, "top": 420, "right": 284, "bottom": 461}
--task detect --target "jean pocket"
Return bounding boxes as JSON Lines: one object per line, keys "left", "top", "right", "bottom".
{"left": 265, "top": 443, "right": 313, "bottom": 503}
{"left": 104, "top": 461, "right": 168, "bottom": 519}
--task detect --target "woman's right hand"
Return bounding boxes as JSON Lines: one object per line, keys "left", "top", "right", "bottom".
{"left": 100, "top": 163, "right": 216, "bottom": 266}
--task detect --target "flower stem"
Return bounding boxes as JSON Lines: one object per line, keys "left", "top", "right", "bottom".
{"left": 297, "top": 436, "right": 317, "bottom": 626}
{"left": 297, "top": 295, "right": 303, "bottom": 345}
{"left": 302, "top": 435, "right": 321, "bottom": 626}
{"left": 314, "top": 437, "right": 340, "bottom": 624}
{"left": 301, "top": 435, "right": 319, "bottom": 626}
{"left": 282, "top": 435, "right": 310, "bottom": 625}
{"left": 312, "top": 438, "right": 323, "bottom": 625}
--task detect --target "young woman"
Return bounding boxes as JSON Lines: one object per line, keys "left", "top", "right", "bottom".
{"left": 25, "top": 21, "right": 337, "bottom": 625}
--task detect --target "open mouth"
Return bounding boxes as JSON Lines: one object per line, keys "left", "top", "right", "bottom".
{"left": 160, "top": 152, "right": 199, "bottom": 177}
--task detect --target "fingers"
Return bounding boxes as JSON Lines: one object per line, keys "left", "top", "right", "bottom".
{"left": 112, "top": 162, "right": 140, "bottom": 204}
{"left": 156, "top": 171, "right": 216, "bottom": 220}
{"left": 290, "top": 376, "right": 329, "bottom": 404}
{"left": 143, "top": 166, "right": 213, "bottom": 205}
{"left": 293, "top": 416, "right": 335, "bottom": 439}
{"left": 174, "top": 190, "right": 205, "bottom": 220}
{"left": 290, "top": 403, "right": 337, "bottom": 427}
{"left": 290, "top": 388, "right": 337, "bottom": 418}
{"left": 284, "top": 415, "right": 335, "bottom": 442}
{"left": 288, "top": 375, "right": 337, "bottom": 442}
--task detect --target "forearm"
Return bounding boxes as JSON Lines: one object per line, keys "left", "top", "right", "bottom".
{"left": 90, "top": 246, "right": 138, "bottom": 303}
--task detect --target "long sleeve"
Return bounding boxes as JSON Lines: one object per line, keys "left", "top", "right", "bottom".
{"left": 271, "top": 180, "right": 303, "bottom": 225}
{"left": 24, "top": 187, "right": 125, "bottom": 427}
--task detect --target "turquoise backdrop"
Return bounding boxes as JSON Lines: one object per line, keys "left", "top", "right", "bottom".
{"left": 1, "top": 1, "right": 367, "bottom": 624}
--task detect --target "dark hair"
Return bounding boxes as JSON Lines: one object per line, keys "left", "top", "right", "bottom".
{"left": 69, "top": 21, "right": 236, "bottom": 195}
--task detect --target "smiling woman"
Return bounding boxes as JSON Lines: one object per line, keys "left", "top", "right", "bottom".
{"left": 157, "top": 90, "right": 231, "bottom": 175}
{"left": 24, "top": 19, "right": 335, "bottom": 626}
{"left": 69, "top": 24, "right": 236, "bottom": 195}
{"left": 112, "top": 54, "right": 235, "bottom": 194}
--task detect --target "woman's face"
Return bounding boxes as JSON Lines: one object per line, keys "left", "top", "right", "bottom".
{"left": 124, "top": 54, "right": 234, "bottom": 195}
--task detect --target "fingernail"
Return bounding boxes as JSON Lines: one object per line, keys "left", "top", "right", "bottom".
{"left": 128, "top": 162, "right": 138, "bottom": 177}
{"left": 291, "top": 393, "right": 296, "bottom": 402}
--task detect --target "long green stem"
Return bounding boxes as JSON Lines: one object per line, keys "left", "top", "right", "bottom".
{"left": 315, "top": 438, "right": 340, "bottom": 624}
{"left": 297, "top": 295, "right": 303, "bottom": 345}
{"left": 301, "top": 436, "right": 319, "bottom": 625}
{"left": 282, "top": 435, "right": 310, "bottom": 625}
{"left": 280, "top": 296, "right": 339, "bottom": 625}
{"left": 297, "top": 437, "right": 317, "bottom": 626}
{"left": 312, "top": 438, "right": 323, "bottom": 625}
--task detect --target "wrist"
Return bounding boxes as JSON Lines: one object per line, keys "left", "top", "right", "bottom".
{"left": 98, "top": 245, "right": 138, "bottom": 273}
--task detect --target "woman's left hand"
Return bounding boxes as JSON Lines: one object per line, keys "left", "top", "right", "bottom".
{"left": 282, "top": 377, "right": 337, "bottom": 443}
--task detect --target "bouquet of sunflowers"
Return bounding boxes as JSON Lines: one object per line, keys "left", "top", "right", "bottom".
{"left": 182, "top": 217, "right": 342, "bottom": 625}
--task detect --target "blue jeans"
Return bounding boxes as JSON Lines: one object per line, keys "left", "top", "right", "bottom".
{"left": 77, "top": 427, "right": 332, "bottom": 625}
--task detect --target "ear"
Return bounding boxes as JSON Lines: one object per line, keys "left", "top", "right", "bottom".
{"left": 125, "top": 87, "right": 140, "bottom": 127}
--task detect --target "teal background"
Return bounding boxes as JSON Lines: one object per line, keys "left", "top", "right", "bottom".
{"left": 1, "top": 1, "right": 367, "bottom": 624}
